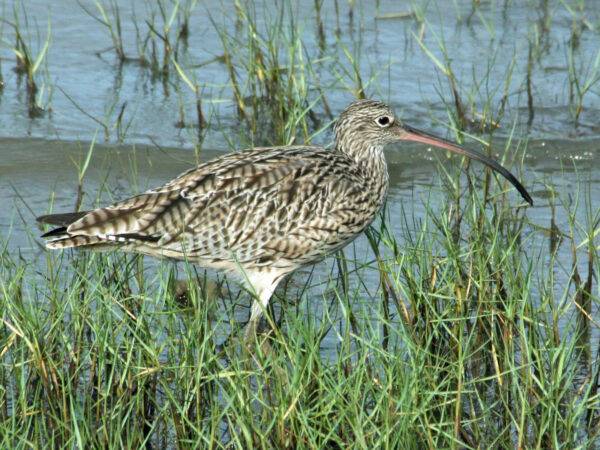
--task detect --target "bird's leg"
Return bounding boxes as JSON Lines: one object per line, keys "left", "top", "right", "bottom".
{"left": 244, "top": 286, "right": 275, "bottom": 342}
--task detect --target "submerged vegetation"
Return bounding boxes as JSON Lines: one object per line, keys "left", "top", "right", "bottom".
{"left": 1, "top": 0, "right": 600, "bottom": 448}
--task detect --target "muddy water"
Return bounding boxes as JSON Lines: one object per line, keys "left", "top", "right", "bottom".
{"left": 0, "top": 1, "right": 599, "bottom": 350}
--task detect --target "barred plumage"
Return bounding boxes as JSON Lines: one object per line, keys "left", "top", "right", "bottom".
{"left": 38, "top": 99, "right": 532, "bottom": 339}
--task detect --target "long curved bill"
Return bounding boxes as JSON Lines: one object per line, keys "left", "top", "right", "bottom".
{"left": 398, "top": 123, "right": 533, "bottom": 205}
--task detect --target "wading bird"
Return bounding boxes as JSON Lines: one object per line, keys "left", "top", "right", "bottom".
{"left": 38, "top": 99, "right": 532, "bottom": 339}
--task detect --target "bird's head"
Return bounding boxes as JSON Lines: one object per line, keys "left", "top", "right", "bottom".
{"left": 334, "top": 99, "right": 532, "bottom": 205}
{"left": 334, "top": 99, "right": 401, "bottom": 152}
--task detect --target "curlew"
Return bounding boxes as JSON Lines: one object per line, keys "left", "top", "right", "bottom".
{"left": 37, "top": 99, "right": 532, "bottom": 339}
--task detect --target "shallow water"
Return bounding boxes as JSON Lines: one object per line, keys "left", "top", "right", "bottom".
{"left": 0, "top": 1, "right": 599, "bottom": 356}
{"left": 0, "top": 0, "right": 599, "bottom": 143}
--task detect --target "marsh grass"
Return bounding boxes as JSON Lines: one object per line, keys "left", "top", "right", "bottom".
{"left": 76, "top": 0, "right": 378, "bottom": 146}
{"left": 81, "top": 0, "right": 195, "bottom": 77}
{"left": 0, "top": 2, "right": 51, "bottom": 117}
{"left": 209, "top": 0, "right": 321, "bottom": 146}
{"left": 2, "top": 152, "right": 600, "bottom": 447}
{"left": 3, "top": 0, "right": 600, "bottom": 448}
{"left": 172, "top": 58, "right": 207, "bottom": 134}
{"left": 566, "top": 43, "right": 600, "bottom": 125}
{"left": 414, "top": 12, "right": 529, "bottom": 136}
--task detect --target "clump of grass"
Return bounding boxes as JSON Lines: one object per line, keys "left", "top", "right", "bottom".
{"left": 209, "top": 0, "right": 393, "bottom": 147}
{"left": 80, "top": 0, "right": 196, "bottom": 80}
{"left": 210, "top": 0, "right": 320, "bottom": 146}
{"left": 81, "top": 0, "right": 126, "bottom": 63}
{"left": 172, "top": 58, "right": 207, "bottom": 133}
{"left": 566, "top": 44, "right": 600, "bottom": 126}
{"left": 0, "top": 3, "right": 52, "bottom": 117}
{"left": 414, "top": 13, "right": 527, "bottom": 136}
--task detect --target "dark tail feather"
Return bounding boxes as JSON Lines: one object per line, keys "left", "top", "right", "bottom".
{"left": 38, "top": 210, "right": 161, "bottom": 249}
{"left": 37, "top": 211, "right": 89, "bottom": 227}
{"left": 41, "top": 226, "right": 68, "bottom": 238}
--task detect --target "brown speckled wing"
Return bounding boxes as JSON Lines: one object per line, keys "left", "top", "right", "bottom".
{"left": 39, "top": 145, "right": 385, "bottom": 273}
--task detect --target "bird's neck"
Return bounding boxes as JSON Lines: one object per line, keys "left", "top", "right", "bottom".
{"left": 365, "top": 146, "right": 389, "bottom": 209}
{"left": 335, "top": 138, "right": 388, "bottom": 174}
{"left": 335, "top": 140, "right": 389, "bottom": 210}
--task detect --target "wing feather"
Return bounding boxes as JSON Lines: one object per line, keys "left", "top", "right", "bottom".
{"left": 38, "top": 145, "right": 379, "bottom": 271}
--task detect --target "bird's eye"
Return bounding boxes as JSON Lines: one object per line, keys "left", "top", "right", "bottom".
{"left": 377, "top": 116, "right": 391, "bottom": 127}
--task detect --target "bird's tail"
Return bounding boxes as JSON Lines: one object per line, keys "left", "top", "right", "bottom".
{"left": 37, "top": 208, "right": 162, "bottom": 250}
{"left": 37, "top": 211, "right": 89, "bottom": 228}
{"left": 37, "top": 211, "right": 109, "bottom": 249}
